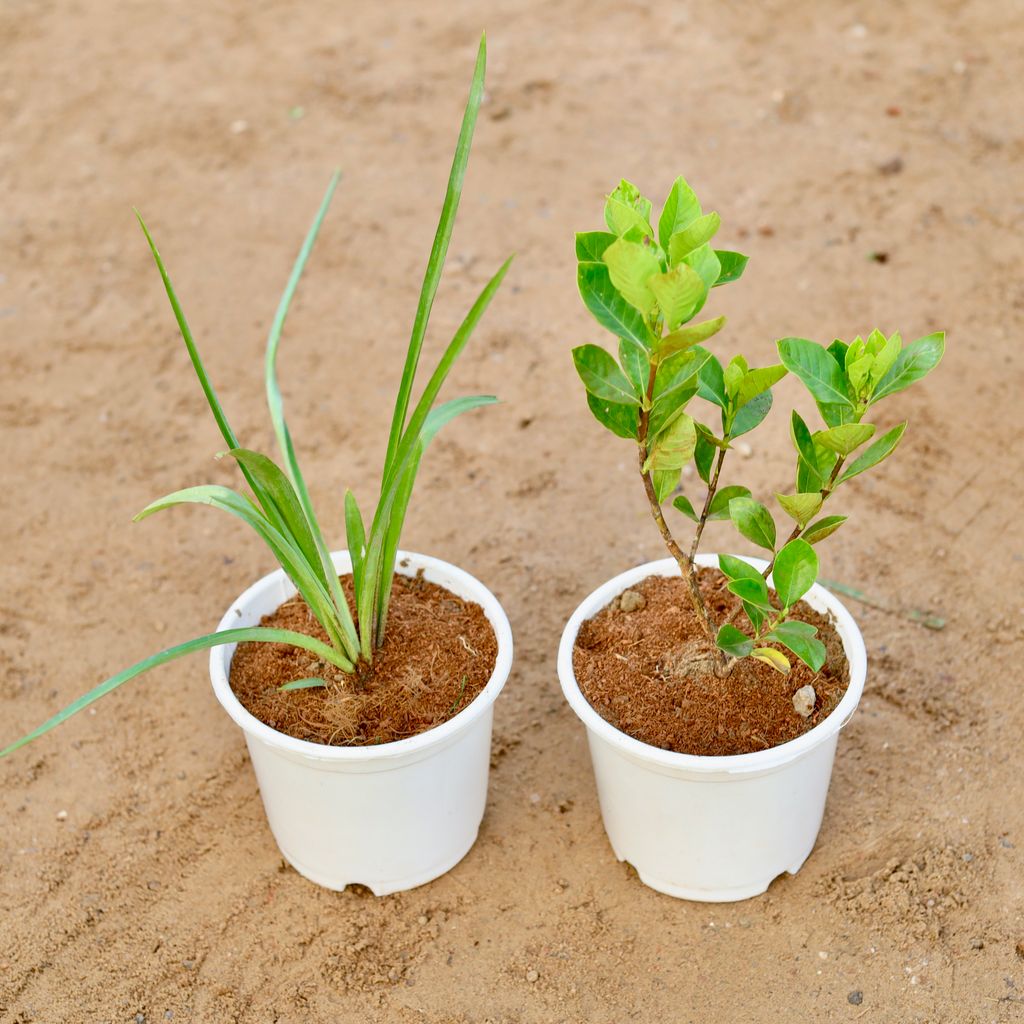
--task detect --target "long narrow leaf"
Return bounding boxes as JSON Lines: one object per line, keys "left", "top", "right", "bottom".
{"left": 135, "top": 485, "right": 356, "bottom": 662}
{"left": 381, "top": 33, "right": 487, "bottom": 482}
{"left": 372, "top": 394, "right": 498, "bottom": 643}
{"left": 344, "top": 490, "right": 367, "bottom": 605}
{"left": 259, "top": 172, "right": 361, "bottom": 658}
{"left": 0, "top": 626, "right": 351, "bottom": 758}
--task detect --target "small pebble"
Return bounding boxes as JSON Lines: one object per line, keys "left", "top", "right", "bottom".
{"left": 793, "top": 685, "right": 816, "bottom": 718}
{"left": 417, "top": 915, "right": 428, "bottom": 926}
{"left": 136, "top": 1015, "right": 146, "bottom": 1024}
{"left": 847, "top": 990, "right": 863, "bottom": 1006}
{"left": 970, "top": 938, "right": 984, "bottom": 950}
{"left": 525, "top": 968, "right": 539, "bottom": 983}
{"left": 736, "top": 441, "right": 753, "bottom": 458}
{"left": 618, "top": 589, "right": 646, "bottom": 613}
{"left": 56, "top": 810, "right": 68, "bottom": 821}
{"left": 229, "top": 119, "right": 249, "bottom": 134}
{"left": 1016, "top": 940, "right": 1024, "bottom": 960}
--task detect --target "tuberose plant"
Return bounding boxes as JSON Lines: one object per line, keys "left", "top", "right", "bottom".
{"left": 573, "top": 176, "right": 943, "bottom": 678}
{"left": 2, "top": 36, "right": 510, "bottom": 757}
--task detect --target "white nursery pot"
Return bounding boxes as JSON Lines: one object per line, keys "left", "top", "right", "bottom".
{"left": 558, "top": 553, "right": 866, "bottom": 903}
{"left": 209, "top": 550, "right": 513, "bottom": 895}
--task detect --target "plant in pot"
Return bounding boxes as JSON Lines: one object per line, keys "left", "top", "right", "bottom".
{"left": 560, "top": 176, "right": 944, "bottom": 901}
{"left": 1, "top": 36, "right": 514, "bottom": 896}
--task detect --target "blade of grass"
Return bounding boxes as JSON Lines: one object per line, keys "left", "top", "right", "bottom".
{"left": 259, "top": 173, "right": 361, "bottom": 658}
{"left": 135, "top": 485, "right": 355, "bottom": 661}
{"left": 344, "top": 490, "right": 366, "bottom": 603}
{"left": 381, "top": 33, "right": 487, "bottom": 482}
{"left": 0, "top": 626, "right": 351, "bottom": 758}
{"left": 278, "top": 677, "right": 328, "bottom": 691}
{"left": 373, "top": 394, "right": 498, "bottom": 645}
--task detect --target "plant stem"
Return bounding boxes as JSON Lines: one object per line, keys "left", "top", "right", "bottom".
{"left": 689, "top": 446, "right": 727, "bottom": 563}
{"left": 637, "top": 360, "right": 721, "bottom": 656}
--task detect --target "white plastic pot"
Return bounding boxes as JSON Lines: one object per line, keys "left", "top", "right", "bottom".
{"left": 209, "top": 550, "right": 513, "bottom": 895}
{"left": 558, "top": 553, "right": 867, "bottom": 903}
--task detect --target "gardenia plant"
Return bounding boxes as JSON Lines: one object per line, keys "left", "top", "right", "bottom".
{"left": 1, "top": 35, "right": 510, "bottom": 758}
{"left": 573, "top": 176, "right": 943, "bottom": 677}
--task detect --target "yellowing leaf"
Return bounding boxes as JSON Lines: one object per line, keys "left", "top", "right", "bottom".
{"left": 602, "top": 238, "right": 660, "bottom": 314}
{"left": 752, "top": 647, "right": 791, "bottom": 673}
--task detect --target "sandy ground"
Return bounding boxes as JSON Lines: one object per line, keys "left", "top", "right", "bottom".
{"left": 2, "top": 0, "right": 1023, "bottom": 1020}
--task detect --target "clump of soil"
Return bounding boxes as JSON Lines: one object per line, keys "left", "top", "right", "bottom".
{"left": 572, "top": 567, "right": 850, "bottom": 756}
{"left": 229, "top": 571, "right": 497, "bottom": 746}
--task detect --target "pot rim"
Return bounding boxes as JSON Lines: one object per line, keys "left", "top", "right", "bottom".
{"left": 557, "top": 553, "right": 867, "bottom": 776}
{"left": 209, "top": 550, "right": 513, "bottom": 763}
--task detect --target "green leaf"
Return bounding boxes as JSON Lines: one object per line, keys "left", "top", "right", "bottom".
{"left": 694, "top": 429, "right": 716, "bottom": 482}
{"left": 713, "top": 250, "right": 748, "bottom": 286}
{"left": 718, "top": 553, "right": 764, "bottom": 583}
{"left": 772, "top": 539, "right": 819, "bottom": 609}
{"left": 707, "top": 485, "right": 752, "bottom": 521}
{"left": 575, "top": 231, "right": 617, "bottom": 263}
{"left": 814, "top": 423, "right": 875, "bottom": 456}
{"left": 766, "top": 621, "right": 826, "bottom": 671}
{"left": 716, "top": 623, "right": 754, "bottom": 659}
{"left": 586, "top": 393, "right": 638, "bottom": 439}
{"left": 827, "top": 339, "right": 849, "bottom": 367}
{"left": 644, "top": 413, "right": 697, "bottom": 473}
{"left": 672, "top": 494, "right": 698, "bottom": 521}
{"left": 697, "top": 352, "right": 727, "bottom": 409}
{"left": 723, "top": 356, "right": 746, "bottom": 400}
{"left": 681, "top": 243, "right": 722, "bottom": 293}
{"left": 667, "top": 212, "right": 721, "bottom": 265}
{"left": 729, "top": 389, "right": 772, "bottom": 438}
{"left": 136, "top": 483, "right": 354, "bottom": 659}
{"left": 226, "top": 449, "right": 322, "bottom": 576}
{"left": 648, "top": 349, "right": 708, "bottom": 437}
{"left": 279, "top": 677, "right": 328, "bottom": 691}
{"left": 0, "top": 626, "right": 353, "bottom": 758}
{"left": 728, "top": 496, "right": 776, "bottom": 551}
{"left": 802, "top": 514, "right": 847, "bottom": 544}
{"left": 741, "top": 601, "right": 767, "bottom": 632}
{"left": 648, "top": 265, "right": 706, "bottom": 331}
{"left": 602, "top": 237, "right": 660, "bottom": 314}
{"left": 727, "top": 577, "right": 772, "bottom": 609}
{"left": 653, "top": 467, "right": 681, "bottom": 503}
{"left": 775, "top": 491, "right": 823, "bottom": 526}
{"left": 618, "top": 338, "right": 650, "bottom": 397}
{"left": 735, "top": 364, "right": 787, "bottom": 410}
{"left": 870, "top": 331, "right": 901, "bottom": 384}
{"left": 751, "top": 647, "right": 791, "bottom": 673}
{"left": 382, "top": 34, "right": 489, "bottom": 485}
{"left": 658, "top": 176, "right": 702, "bottom": 251}
{"left": 790, "top": 411, "right": 820, "bottom": 476}
{"left": 605, "top": 179, "right": 654, "bottom": 237}
{"left": 870, "top": 332, "right": 945, "bottom": 402}
{"left": 577, "top": 262, "right": 654, "bottom": 354}
{"left": 572, "top": 344, "right": 640, "bottom": 404}
{"left": 658, "top": 316, "right": 726, "bottom": 358}
{"left": 836, "top": 422, "right": 907, "bottom": 483}
{"left": 344, "top": 489, "right": 366, "bottom": 599}
{"left": 777, "top": 337, "right": 854, "bottom": 409}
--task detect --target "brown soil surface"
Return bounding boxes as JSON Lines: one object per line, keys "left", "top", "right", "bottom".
{"left": 2, "top": 2, "right": 1023, "bottom": 1021}
{"left": 229, "top": 572, "right": 496, "bottom": 746}
{"left": 573, "top": 569, "right": 850, "bottom": 755}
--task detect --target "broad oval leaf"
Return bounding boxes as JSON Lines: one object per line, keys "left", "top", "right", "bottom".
{"left": 644, "top": 413, "right": 697, "bottom": 473}
{"left": 575, "top": 230, "right": 617, "bottom": 263}
{"left": 871, "top": 332, "right": 945, "bottom": 402}
{"left": 605, "top": 179, "right": 654, "bottom": 237}
{"left": 659, "top": 316, "right": 726, "bottom": 359}
{"left": 658, "top": 176, "right": 702, "bottom": 251}
{"left": 728, "top": 576, "right": 772, "bottom": 609}
{"left": 729, "top": 388, "right": 772, "bottom": 438}
{"left": 814, "top": 423, "right": 875, "bottom": 456}
{"left": 735, "top": 364, "right": 787, "bottom": 410}
{"left": 728, "top": 496, "right": 777, "bottom": 551}
{"left": 713, "top": 250, "right": 749, "bottom": 286}
{"left": 716, "top": 623, "right": 754, "bottom": 659}
{"left": 649, "top": 264, "right": 706, "bottom": 331}
{"left": 672, "top": 494, "right": 698, "bottom": 522}
{"left": 667, "top": 212, "right": 721, "bottom": 265}
{"left": 772, "top": 538, "right": 819, "bottom": 609}
{"left": 572, "top": 344, "right": 640, "bottom": 405}
{"left": 775, "top": 490, "right": 823, "bottom": 526}
{"left": 777, "top": 337, "right": 854, "bottom": 409}
{"left": 577, "top": 262, "right": 654, "bottom": 353}
{"left": 707, "top": 484, "right": 752, "bottom": 521}
{"left": 694, "top": 428, "right": 717, "bottom": 483}
{"left": 718, "top": 553, "right": 764, "bottom": 583}
{"left": 836, "top": 421, "right": 907, "bottom": 484}
{"left": 603, "top": 237, "right": 661, "bottom": 314}
{"left": 766, "top": 620, "right": 826, "bottom": 672}
{"left": 653, "top": 466, "right": 681, "bottom": 503}
{"left": 619, "top": 337, "right": 650, "bottom": 398}
{"left": 586, "top": 392, "right": 638, "bottom": 440}
{"left": 697, "top": 351, "right": 727, "bottom": 409}
{"left": 681, "top": 243, "right": 722, "bottom": 294}
{"left": 802, "top": 514, "right": 847, "bottom": 544}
